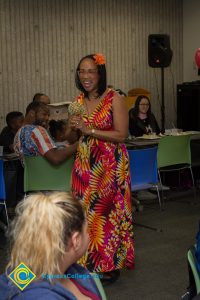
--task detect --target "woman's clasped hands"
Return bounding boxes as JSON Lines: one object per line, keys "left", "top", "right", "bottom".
{"left": 68, "top": 115, "right": 90, "bottom": 135}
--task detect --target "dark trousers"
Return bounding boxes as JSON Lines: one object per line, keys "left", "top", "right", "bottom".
{"left": 3, "top": 159, "right": 24, "bottom": 208}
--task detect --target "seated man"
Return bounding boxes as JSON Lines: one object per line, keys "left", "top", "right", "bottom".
{"left": 0, "top": 111, "right": 24, "bottom": 153}
{"left": 14, "top": 102, "right": 77, "bottom": 165}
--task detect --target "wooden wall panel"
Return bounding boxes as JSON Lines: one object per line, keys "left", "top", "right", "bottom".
{"left": 0, "top": 0, "right": 182, "bottom": 129}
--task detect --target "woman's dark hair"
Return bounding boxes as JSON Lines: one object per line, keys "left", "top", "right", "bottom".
{"left": 49, "top": 120, "right": 65, "bottom": 139}
{"left": 115, "top": 89, "right": 127, "bottom": 96}
{"left": 75, "top": 54, "right": 107, "bottom": 98}
{"left": 131, "top": 95, "right": 151, "bottom": 117}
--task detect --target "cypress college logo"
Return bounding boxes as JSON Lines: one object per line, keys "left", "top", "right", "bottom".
{"left": 8, "top": 262, "right": 36, "bottom": 290}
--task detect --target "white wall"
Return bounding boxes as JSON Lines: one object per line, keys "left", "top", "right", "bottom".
{"left": 183, "top": 0, "right": 200, "bottom": 82}
{"left": 0, "top": 0, "right": 183, "bottom": 130}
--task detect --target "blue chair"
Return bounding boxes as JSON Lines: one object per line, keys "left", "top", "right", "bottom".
{"left": 128, "top": 147, "right": 162, "bottom": 209}
{"left": 0, "top": 159, "right": 9, "bottom": 226}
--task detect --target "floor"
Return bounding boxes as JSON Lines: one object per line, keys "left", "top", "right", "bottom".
{"left": 104, "top": 190, "right": 200, "bottom": 300}
{"left": 0, "top": 189, "right": 200, "bottom": 300}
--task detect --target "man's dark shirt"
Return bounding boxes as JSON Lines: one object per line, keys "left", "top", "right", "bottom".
{"left": 0, "top": 126, "right": 15, "bottom": 153}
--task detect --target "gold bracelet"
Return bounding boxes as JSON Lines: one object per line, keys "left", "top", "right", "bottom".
{"left": 91, "top": 128, "right": 95, "bottom": 135}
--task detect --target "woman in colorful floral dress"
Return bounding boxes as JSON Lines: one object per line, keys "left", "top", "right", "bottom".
{"left": 68, "top": 54, "right": 134, "bottom": 283}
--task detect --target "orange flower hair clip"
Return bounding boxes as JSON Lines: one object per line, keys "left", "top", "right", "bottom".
{"left": 93, "top": 53, "right": 106, "bottom": 65}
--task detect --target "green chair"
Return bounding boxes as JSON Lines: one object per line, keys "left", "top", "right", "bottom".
{"left": 188, "top": 245, "right": 200, "bottom": 295}
{"left": 90, "top": 273, "right": 107, "bottom": 300}
{"left": 24, "top": 155, "right": 74, "bottom": 193}
{"left": 157, "top": 135, "right": 196, "bottom": 201}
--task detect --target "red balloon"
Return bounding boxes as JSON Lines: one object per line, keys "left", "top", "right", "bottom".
{"left": 195, "top": 48, "right": 200, "bottom": 68}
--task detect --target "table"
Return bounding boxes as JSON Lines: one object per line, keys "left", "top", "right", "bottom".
{"left": 125, "top": 131, "right": 200, "bottom": 169}
{"left": 125, "top": 137, "right": 160, "bottom": 149}
{"left": 126, "top": 132, "right": 200, "bottom": 211}
{"left": 125, "top": 131, "right": 200, "bottom": 147}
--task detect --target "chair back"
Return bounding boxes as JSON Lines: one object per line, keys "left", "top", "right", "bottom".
{"left": 24, "top": 155, "right": 74, "bottom": 192}
{"left": 128, "top": 147, "right": 158, "bottom": 191}
{"left": 90, "top": 273, "right": 107, "bottom": 300}
{"left": 157, "top": 135, "right": 191, "bottom": 169}
{"left": 128, "top": 88, "right": 150, "bottom": 98}
{"left": 0, "top": 160, "right": 6, "bottom": 199}
{"left": 188, "top": 246, "right": 200, "bottom": 294}
{"left": 126, "top": 88, "right": 151, "bottom": 110}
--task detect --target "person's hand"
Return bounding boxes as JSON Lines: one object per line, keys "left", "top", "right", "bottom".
{"left": 68, "top": 115, "right": 82, "bottom": 130}
{"left": 74, "top": 118, "right": 91, "bottom": 135}
{"left": 68, "top": 115, "right": 91, "bottom": 135}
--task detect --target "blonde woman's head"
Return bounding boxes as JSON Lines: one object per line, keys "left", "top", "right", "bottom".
{"left": 7, "top": 192, "right": 85, "bottom": 277}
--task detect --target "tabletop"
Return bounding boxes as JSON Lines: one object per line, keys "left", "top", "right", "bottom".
{"left": 125, "top": 131, "right": 200, "bottom": 149}
{"left": 0, "top": 152, "right": 19, "bottom": 161}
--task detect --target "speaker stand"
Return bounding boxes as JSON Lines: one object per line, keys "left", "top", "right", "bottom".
{"left": 161, "top": 67, "right": 165, "bottom": 133}
{"left": 134, "top": 222, "right": 163, "bottom": 232}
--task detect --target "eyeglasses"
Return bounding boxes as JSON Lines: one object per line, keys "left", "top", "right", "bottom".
{"left": 78, "top": 69, "right": 98, "bottom": 76}
{"left": 139, "top": 103, "right": 149, "bottom": 106}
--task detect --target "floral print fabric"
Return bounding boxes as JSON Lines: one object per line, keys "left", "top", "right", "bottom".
{"left": 72, "top": 90, "right": 134, "bottom": 272}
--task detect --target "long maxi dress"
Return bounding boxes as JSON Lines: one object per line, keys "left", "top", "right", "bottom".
{"left": 71, "top": 89, "right": 134, "bottom": 273}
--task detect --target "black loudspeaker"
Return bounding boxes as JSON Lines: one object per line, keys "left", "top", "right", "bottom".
{"left": 148, "top": 34, "right": 173, "bottom": 68}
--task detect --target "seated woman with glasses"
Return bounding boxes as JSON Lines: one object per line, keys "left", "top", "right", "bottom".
{"left": 129, "top": 95, "right": 160, "bottom": 137}
{"left": 0, "top": 192, "right": 104, "bottom": 300}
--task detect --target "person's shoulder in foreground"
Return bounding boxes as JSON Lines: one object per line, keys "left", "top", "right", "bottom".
{"left": 0, "top": 263, "right": 98, "bottom": 300}
{"left": 0, "top": 191, "right": 102, "bottom": 300}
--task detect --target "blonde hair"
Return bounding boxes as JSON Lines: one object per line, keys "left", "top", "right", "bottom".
{"left": 7, "top": 192, "right": 85, "bottom": 277}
